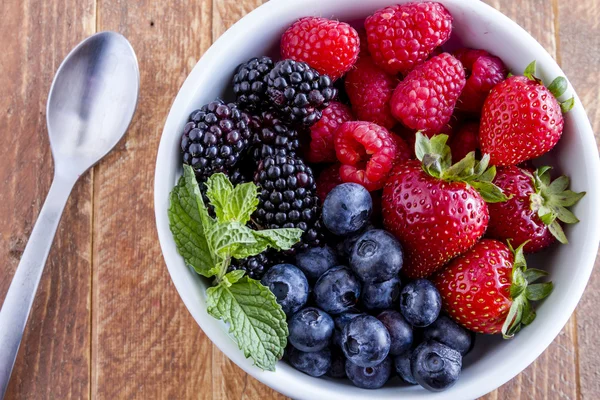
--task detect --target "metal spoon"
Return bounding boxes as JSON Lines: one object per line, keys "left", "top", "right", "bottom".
{"left": 0, "top": 31, "right": 139, "bottom": 398}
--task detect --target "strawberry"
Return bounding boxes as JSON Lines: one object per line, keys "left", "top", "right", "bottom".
{"left": 434, "top": 239, "right": 553, "bottom": 337}
{"left": 487, "top": 166, "right": 585, "bottom": 253}
{"left": 479, "top": 61, "right": 575, "bottom": 165}
{"left": 449, "top": 121, "right": 480, "bottom": 162}
{"left": 382, "top": 133, "right": 508, "bottom": 278}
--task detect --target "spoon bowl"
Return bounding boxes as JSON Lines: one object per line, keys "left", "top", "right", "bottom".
{"left": 0, "top": 31, "right": 139, "bottom": 399}
{"left": 47, "top": 31, "right": 139, "bottom": 174}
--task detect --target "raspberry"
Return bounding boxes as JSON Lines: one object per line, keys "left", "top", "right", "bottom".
{"left": 345, "top": 56, "right": 398, "bottom": 129}
{"left": 281, "top": 17, "right": 360, "bottom": 80}
{"left": 365, "top": 2, "right": 453, "bottom": 75}
{"left": 334, "top": 121, "right": 398, "bottom": 191}
{"left": 449, "top": 121, "right": 480, "bottom": 162}
{"left": 390, "top": 53, "right": 466, "bottom": 134}
{"left": 316, "top": 163, "right": 343, "bottom": 202}
{"left": 390, "top": 133, "right": 412, "bottom": 162}
{"left": 306, "top": 101, "right": 354, "bottom": 163}
{"left": 358, "top": 29, "right": 370, "bottom": 56}
{"left": 454, "top": 48, "right": 508, "bottom": 113}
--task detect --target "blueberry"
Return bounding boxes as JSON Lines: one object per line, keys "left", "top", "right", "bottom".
{"left": 423, "top": 315, "right": 474, "bottom": 356}
{"left": 288, "top": 307, "right": 334, "bottom": 352}
{"left": 327, "top": 349, "right": 347, "bottom": 379}
{"left": 288, "top": 346, "right": 332, "bottom": 377}
{"left": 394, "top": 351, "right": 417, "bottom": 385}
{"left": 323, "top": 183, "right": 372, "bottom": 236}
{"left": 313, "top": 266, "right": 361, "bottom": 314}
{"left": 332, "top": 329, "right": 343, "bottom": 348}
{"left": 261, "top": 264, "right": 309, "bottom": 316}
{"left": 341, "top": 315, "right": 390, "bottom": 367}
{"left": 350, "top": 229, "right": 403, "bottom": 282}
{"left": 377, "top": 310, "right": 413, "bottom": 355}
{"left": 400, "top": 279, "right": 441, "bottom": 327}
{"left": 362, "top": 276, "right": 401, "bottom": 310}
{"left": 333, "top": 312, "right": 363, "bottom": 331}
{"left": 411, "top": 340, "right": 462, "bottom": 392}
{"left": 345, "top": 357, "right": 392, "bottom": 389}
{"left": 336, "top": 223, "right": 376, "bottom": 259}
{"left": 295, "top": 245, "right": 338, "bottom": 280}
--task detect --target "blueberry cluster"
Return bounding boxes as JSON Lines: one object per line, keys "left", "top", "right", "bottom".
{"left": 263, "top": 183, "right": 473, "bottom": 391}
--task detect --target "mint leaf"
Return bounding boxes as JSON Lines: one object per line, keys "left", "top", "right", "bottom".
{"left": 228, "top": 182, "right": 259, "bottom": 224}
{"left": 232, "top": 228, "right": 303, "bottom": 259}
{"left": 168, "top": 165, "right": 217, "bottom": 277}
{"left": 206, "top": 222, "right": 257, "bottom": 258}
{"left": 221, "top": 270, "right": 246, "bottom": 287}
{"left": 206, "top": 277, "right": 288, "bottom": 371}
{"left": 205, "top": 173, "right": 234, "bottom": 221}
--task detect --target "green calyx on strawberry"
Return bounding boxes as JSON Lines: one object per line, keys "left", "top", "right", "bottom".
{"left": 522, "top": 61, "right": 574, "bottom": 113}
{"left": 528, "top": 166, "right": 586, "bottom": 244}
{"left": 502, "top": 240, "right": 553, "bottom": 338}
{"left": 414, "top": 132, "right": 509, "bottom": 203}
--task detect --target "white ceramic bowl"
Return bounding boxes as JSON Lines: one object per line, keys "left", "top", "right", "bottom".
{"left": 154, "top": 0, "right": 600, "bottom": 398}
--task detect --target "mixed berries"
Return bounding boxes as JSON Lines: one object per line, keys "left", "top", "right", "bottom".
{"left": 178, "top": 0, "right": 586, "bottom": 392}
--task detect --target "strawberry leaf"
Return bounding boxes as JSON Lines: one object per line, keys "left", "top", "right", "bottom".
{"left": 523, "top": 60, "right": 537, "bottom": 80}
{"left": 548, "top": 76, "right": 568, "bottom": 98}
{"left": 524, "top": 268, "right": 549, "bottom": 284}
{"left": 526, "top": 282, "right": 554, "bottom": 301}
{"left": 561, "top": 97, "right": 575, "bottom": 113}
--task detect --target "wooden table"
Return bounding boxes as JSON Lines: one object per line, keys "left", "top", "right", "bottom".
{"left": 1, "top": 0, "right": 598, "bottom": 398}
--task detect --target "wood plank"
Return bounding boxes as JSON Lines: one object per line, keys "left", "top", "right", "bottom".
{"left": 0, "top": 0, "right": 95, "bottom": 399}
{"left": 557, "top": 0, "right": 600, "bottom": 397}
{"left": 479, "top": 0, "right": 580, "bottom": 398}
{"left": 91, "top": 1, "right": 215, "bottom": 399}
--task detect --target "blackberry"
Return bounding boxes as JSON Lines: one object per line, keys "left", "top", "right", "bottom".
{"left": 253, "top": 154, "right": 325, "bottom": 251}
{"left": 227, "top": 252, "right": 274, "bottom": 280}
{"left": 232, "top": 56, "right": 274, "bottom": 111}
{"left": 265, "top": 59, "right": 337, "bottom": 126}
{"left": 181, "top": 100, "right": 251, "bottom": 180}
{"left": 249, "top": 110, "right": 300, "bottom": 167}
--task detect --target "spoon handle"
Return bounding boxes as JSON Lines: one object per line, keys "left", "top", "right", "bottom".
{"left": 0, "top": 172, "right": 78, "bottom": 399}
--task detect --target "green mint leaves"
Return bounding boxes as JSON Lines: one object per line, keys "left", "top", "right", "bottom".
{"left": 415, "top": 132, "right": 509, "bottom": 203}
{"left": 168, "top": 165, "right": 302, "bottom": 370}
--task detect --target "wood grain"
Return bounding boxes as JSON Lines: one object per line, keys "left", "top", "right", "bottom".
{"left": 0, "top": 0, "right": 95, "bottom": 399}
{"left": 91, "top": 1, "right": 215, "bottom": 399}
{"left": 0, "top": 0, "right": 598, "bottom": 399}
{"left": 557, "top": 0, "right": 600, "bottom": 397}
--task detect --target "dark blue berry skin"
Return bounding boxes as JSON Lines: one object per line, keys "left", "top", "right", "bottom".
{"left": 362, "top": 276, "right": 401, "bottom": 310}
{"left": 295, "top": 245, "right": 338, "bottom": 280}
{"left": 341, "top": 315, "right": 391, "bottom": 368}
{"left": 411, "top": 340, "right": 462, "bottom": 392}
{"left": 313, "top": 266, "right": 361, "bottom": 314}
{"left": 350, "top": 229, "right": 403, "bottom": 283}
{"left": 345, "top": 357, "right": 392, "bottom": 389}
{"left": 333, "top": 312, "right": 363, "bottom": 331}
{"left": 261, "top": 264, "right": 309, "bottom": 316}
{"left": 400, "top": 279, "right": 442, "bottom": 327}
{"left": 423, "top": 315, "right": 474, "bottom": 356}
{"left": 288, "top": 346, "right": 332, "bottom": 377}
{"left": 322, "top": 183, "right": 372, "bottom": 236}
{"left": 326, "top": 350, "right": 347, "bottom": 379}
{"left": 288, "top": 307, "right": 334, "bottom": 352}
{"left": 394, "top": 351, "right": 417, "bottom": 385}
{"left": 336, "top": 223, "right": 376, "bottom": 259}
{"left": 377, "top": 310, "right": 413, "bottom": 356}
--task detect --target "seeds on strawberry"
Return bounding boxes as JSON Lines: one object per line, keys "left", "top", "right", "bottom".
{"left": 390, "top": 53, "right": 466, "bottom": 134}
{"left": 479, "top": 61, "right": 575, "bottom": 166}
{"left": 487, "top": 166, "right": 585, "bottom": 253}
{"left": 454, "top": 48, "right": 508, "bottom": 113}
{"left": 335, "top": 121, "right": 399, "bottom": 191}
{"left": 281, "top": 17, "right": 360, "bottom": 80}
{"left": 345, "top": 56, "right": 398, "bottom": 129}
{"left": 382, "top": 133, "right": 508, "bottom": 278}
{"left": 434, "top": 239, "right": 553, "bottom": 337}
{"left": 365, "top": 2, "right": 453, "bottom": 75}
{"left": 306, "top": 101, "right": 354, "bottom": 163}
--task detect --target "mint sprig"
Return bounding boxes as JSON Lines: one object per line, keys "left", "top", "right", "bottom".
{"left": 168, "top": 165, "right": 303, "bottom": 370}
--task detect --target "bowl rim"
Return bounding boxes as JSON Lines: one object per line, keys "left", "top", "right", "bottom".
{"left": 154, "top": 0, "right": 600, "bottom": 398}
